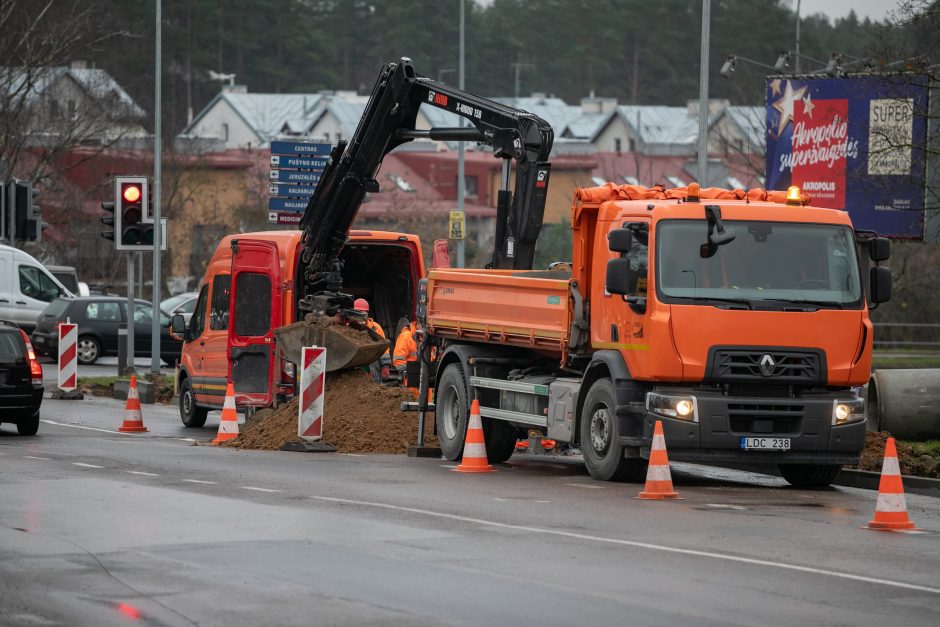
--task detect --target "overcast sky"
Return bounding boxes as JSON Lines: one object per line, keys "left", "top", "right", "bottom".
{"left": 796, "top": 0, "right": 900, "bottom": 23}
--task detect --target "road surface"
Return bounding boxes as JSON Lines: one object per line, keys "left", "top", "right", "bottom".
{"left": 1, "top": 395, "right": 938, "bottom": 626}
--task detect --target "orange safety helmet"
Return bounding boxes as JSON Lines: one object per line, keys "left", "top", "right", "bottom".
{"left": 353, "top": 298, "right": 369, "bottom": 312}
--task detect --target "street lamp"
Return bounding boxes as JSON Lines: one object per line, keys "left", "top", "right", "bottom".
{"left": 719, "top": 54, "right": 776, "bottom": 78}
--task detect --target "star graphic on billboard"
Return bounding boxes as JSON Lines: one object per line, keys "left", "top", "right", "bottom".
{"left": 771, "top": 80, "right": 807, "bottom": 135}
{"left": 802, "top": 93, "right": 815, "bottom": 118}
{"left": 769, "top": 79, "right": 782, "bottom": 97}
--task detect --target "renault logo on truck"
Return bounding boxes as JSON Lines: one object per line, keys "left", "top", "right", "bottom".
{"left": 759, "top": 354, "right": 776, "bottom": 377}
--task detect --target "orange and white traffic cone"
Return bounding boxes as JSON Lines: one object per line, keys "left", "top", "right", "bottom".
{"left": 212, "top": 382, "right": 239, "bottom": 445}
{"left": 637, "top": 420, "right": 681, "bottom": 499}
{"left": 867, "top": 437, "right": 917, "bottom": 531}
{"left": 454, "top": 399, "right": 494, "bottom": 473}
{"left": 118, "top": 375, "right": 149, "bottom": 433}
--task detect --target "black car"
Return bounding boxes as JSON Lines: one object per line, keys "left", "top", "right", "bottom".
{"left": 0, "top": 320, "right": 43, "bottom": 435}
{"left": 31, "top": 297, "right": 183, "bottom": 365}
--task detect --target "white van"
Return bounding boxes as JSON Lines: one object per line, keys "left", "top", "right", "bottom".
{"left": 0, "top": 244, "right": 74, "bottom": 333}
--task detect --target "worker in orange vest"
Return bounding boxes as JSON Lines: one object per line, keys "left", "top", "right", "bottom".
{"left": 354, "top": 298, "right": 391, "bottom": 380}
{"left": 394, "top": 319, "right": 430, "bottom": 397}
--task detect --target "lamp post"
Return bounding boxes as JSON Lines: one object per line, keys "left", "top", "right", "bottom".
{"left": 697, "top": 0, "right": 711, "bottom": 187}
{"left": 456, "top": 0, "right": 466, "bottom": 268}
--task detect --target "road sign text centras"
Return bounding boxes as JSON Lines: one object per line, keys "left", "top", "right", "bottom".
{"left": 449, "top": 210, "right": 466, "bottom": 240}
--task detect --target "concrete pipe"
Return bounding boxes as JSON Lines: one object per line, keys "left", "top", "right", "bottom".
{"left": 867, "top": 369, "right": 940, "bottom": 440}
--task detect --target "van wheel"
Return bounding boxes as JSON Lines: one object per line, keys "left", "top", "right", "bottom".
{"left": 580, "top": 378, "right": 645, "bottom": 482}
{"left": 435, "top": 363, "right": 469, "bottom": 461}
{"left": 179, "top": 378, "right": 208, "bottom": 428}
{"left": 17, "top": 410, "right": 40, "bottom": 436}
{"left": 76, "top": 336, "right": 100, "bottom": 365}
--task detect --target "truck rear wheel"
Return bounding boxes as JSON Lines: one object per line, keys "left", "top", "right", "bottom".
{"left": 580, "top": 378, "right": 646, "bottom": 482}
{"left": 779, "top": 464, "right": 842, "bottom": 488}
{"left": 436, "top": 363, "right": 469, "bottom": 461}
{"left": 483, "top": 419, "right": 518, "bottom": 464}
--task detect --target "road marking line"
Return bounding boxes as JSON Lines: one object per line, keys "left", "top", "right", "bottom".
{"left": 72, "top": 462, "right": 104, "bottom": 469}
{"left": 41, "top": 419, "right": 145, "bottom": 436}
{"left": 126, "top": 471, "right": 160, "bottom": 477}
{"left": 311, "top": 495, "right": 940, "bottom": 596}
{"left": 536, "top": 500, "right": 552, "bottom": 503}
{"left": 563, "top": 483, "right": 605, "bottom": 489}
{"left": 183, "top": 479, "right": 216, "bottom": 485}
{"left": 24, "top": 456, "right": 51, "bottom": 460}
{"left": 242, "top": 486, "right": 280, "bottom": 493}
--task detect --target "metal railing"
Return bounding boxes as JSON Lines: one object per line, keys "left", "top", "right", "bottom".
{"left": 873, "top": 323, "right": 940, "bottom": 348}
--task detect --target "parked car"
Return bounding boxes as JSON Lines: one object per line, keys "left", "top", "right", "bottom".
{"left": 161, "top": 291, "right": 199, "bottom": 315}
{"left": 30, "top": 297, "right": 182, "bottom": 365}
{"left": 0, "top": 319, "right": 43, "bottom": 435}
{"left": 0, "top": 244, "right": 74, "bottom": 333}
{"left": 46, "top": 265, "right": 90, "bottom": 296}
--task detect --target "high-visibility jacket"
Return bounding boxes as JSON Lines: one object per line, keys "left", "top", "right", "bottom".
{"left": 393, "top": 322, "right": 418, "bottom": 368}
{"left": 366, "top": 318, "right": 389, "bottom": 356}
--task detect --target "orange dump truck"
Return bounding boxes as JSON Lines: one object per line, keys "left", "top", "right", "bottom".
{"left": 420, "top": 183, "right": 892, "bottom": 487}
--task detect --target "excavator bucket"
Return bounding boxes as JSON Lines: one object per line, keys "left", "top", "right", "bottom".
{"left": 274, "top": 314, "right": 389, "bottom": 372}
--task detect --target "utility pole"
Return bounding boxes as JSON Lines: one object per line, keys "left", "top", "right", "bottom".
{"left": 697, "top": 0, "right": 711, "bottom": 187}
{"left": 511, "top": 62, "right": 534, "bottom": 100}
{"left": 795, "top": 0, "right": 802, "bottom": 74}
{"left": 456, "top": 0, "right": 466, "bottom": 268}
{"left": 151, "top": 0, "right": 163, "bottom": 375}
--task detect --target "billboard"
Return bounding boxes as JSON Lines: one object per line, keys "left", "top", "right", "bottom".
{"left": 765, "top": 75, "right": 929, "bottom": 238}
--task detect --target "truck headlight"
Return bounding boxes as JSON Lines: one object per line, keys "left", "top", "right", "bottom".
{"left": 831, "top": 398, "right": 865, "bottom": 426}
{"left": 646, "top": 392, "right": 698, "bottom": 422}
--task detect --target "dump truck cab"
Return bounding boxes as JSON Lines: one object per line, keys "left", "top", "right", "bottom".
{"left": 174, "top": 229, "right": 424, "bottom": 427}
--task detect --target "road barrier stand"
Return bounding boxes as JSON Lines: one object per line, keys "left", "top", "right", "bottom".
{"left": 454, "top": 399, "right": 494, "bottom": 473}
{"left": 867, "top": 437, "right": 918, "bottom": 531}
{"left": 637, "top": 420, "right": 681, "bottom": 500}
{"left": 212, "top": 383, "right": 239, "bottom": 445}
{"left": 52, "top": 320, "right": 83, "bottom": 400}
{"left": 118, "top": 375, "right": 149, "bottom": 433}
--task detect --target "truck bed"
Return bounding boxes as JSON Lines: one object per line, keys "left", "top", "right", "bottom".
{"left": 426, "top": 268, "right": 571, "bottom": 355}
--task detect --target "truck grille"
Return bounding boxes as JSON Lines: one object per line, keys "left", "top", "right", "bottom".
{"left": 708, "top": 348, "right": 824, "bottom": 385}
{"left": 728, "top": 402, "right": 804, "bottom": 434}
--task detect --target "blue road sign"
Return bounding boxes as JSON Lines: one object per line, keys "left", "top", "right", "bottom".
{"left": 268, "top": 197, "right": 308, "bottom": 212}
{"left": 270, "top": 155, "right": 327, "bottom": 170}
{"left": 269, "top": 169, "right": 322, "bottom": 184}
{"left": 269, "top": 182, "right": 317, "bottom": 198}
{"left": 270, "top": 141, "right": 331, "bottom": 156}
{"left": 268, "top": 211, "right": 303, "bottom": 225}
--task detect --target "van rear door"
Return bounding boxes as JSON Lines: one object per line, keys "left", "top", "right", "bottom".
{"left": 228, "top": 239, "right": 281, "bottom": 407}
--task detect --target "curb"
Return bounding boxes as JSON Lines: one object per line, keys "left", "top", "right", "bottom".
{"left": 834, "top": 469, "right": 940, "bottom": 498}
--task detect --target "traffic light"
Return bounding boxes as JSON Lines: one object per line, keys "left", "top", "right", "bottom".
{"left": 114, "top": 176, "right": 152, "bottom": 250}
{"left": 10, "top": 180, "right": 42, "bottom": 242}
{"left": 100, "top": 196, "right": 116, "bottom": 243}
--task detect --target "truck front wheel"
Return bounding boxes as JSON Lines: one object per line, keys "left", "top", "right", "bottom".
{"left": 580, "top": 378, "right": 646, "bottom": 482}
{"left": 436, "top": 363, "right": 469, "bottom": 461}
{"left": 778, "top": 464, "right": 842, "bottom": 488}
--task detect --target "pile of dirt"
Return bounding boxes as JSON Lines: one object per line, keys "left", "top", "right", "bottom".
{"left": 854, "top": 431, "right": 940, "bottom": 478}
{"left": 222, "top": 369, "right": 436, "bottom": 453}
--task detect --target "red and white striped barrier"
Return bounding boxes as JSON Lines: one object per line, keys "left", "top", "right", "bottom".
{"left": 299, "top": 346, "right": 326, "bottom": 441}
{"left": 58, "top": 321, "right": 78, "bottom": 392}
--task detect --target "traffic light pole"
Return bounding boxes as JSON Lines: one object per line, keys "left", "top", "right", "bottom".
{"left": 127, "top": 252, "right": 135, "bottom": 375}
{"left": 151, "top": 0, "right": 163, "bottom": 375}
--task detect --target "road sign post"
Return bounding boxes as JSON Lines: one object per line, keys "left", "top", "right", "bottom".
{"left": 449, "top": 210, "right": 466, "bottom": 240}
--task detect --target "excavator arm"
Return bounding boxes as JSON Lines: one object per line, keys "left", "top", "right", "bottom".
{"left": 277, "top": 58, "right": 553, "bottom": 373}
{"left": 298, "top": 57, "right": 554, "bottom": 315}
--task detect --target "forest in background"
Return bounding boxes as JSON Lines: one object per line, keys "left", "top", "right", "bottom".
{"left": 67, "top": 0, "right": 891, "bottom": 137}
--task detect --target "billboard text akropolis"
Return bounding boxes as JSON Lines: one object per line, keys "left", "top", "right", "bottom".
{"left": 765, "top": 75, "right": 929, "bottom": 238}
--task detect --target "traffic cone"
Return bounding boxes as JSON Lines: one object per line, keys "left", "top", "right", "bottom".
{"left": 118, "top": 375, "right": 149, "bottom": 433}
{"left": 454, "top": 399, "right": 494, "bottom": 473}
{"left": 637, "top": 420, "right": 681, "bottom": 499}
{"left": 212, "top": 382, "right": 239, "bottom": 445}
{"left": 867, "top": 437, "right": 917, "bottom": 531}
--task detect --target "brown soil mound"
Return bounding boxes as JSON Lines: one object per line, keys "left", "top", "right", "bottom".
{"left": 854, "top": 431, "right": 940, "bottom": 478}
{"left": 222, "top": 369, "right": 436, "bottom": 453}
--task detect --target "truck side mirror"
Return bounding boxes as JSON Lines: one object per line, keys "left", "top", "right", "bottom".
{"left": 608, "top": 229, "right": 632, "bottom": 253}
{"left": 606, "top": 258, "right": 631, "bottom": 295}
{"left": 869, "top": 237, "right": 890, "bottom": 262}
{"left": 170, "top": 313, "right": 189, "bottom": 341}
{"left": 870, "top": 266, "right": 891, "bottom": 304}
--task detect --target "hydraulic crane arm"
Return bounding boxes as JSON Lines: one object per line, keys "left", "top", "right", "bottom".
{"left": 298, "top": 57, "right": 554, "bottom": 314}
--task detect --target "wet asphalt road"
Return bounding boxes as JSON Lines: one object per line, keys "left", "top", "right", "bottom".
{"left": 1, "top": 395, "right": 938, "bottom": 626}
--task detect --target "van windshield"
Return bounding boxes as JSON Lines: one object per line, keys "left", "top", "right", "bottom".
{"left": 656, "top": 220, "right": 863, "bottom": 310}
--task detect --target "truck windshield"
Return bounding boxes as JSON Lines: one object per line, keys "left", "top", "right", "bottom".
{"left": 656, "top": 220, "right": 863, "bottom": 310}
